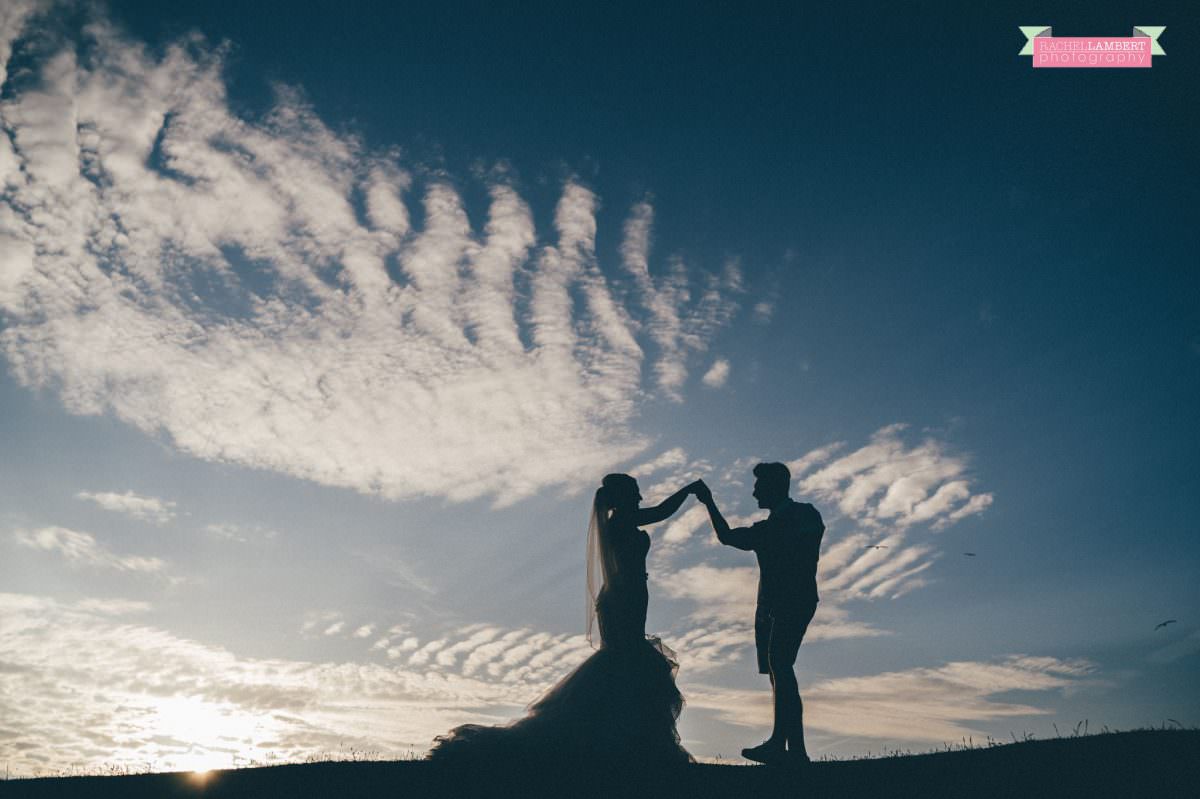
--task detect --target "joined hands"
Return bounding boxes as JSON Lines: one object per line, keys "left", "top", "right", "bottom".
{"left": 686, "top": 479, "right": 713, "bottom": 505}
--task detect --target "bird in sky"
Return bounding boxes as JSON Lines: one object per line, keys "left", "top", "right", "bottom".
{"left": 963, "top": 552, "right": 977, "bottom": 557}
{"left": 864, "top": 545, "right": 889, "bottom": 550}
{"left": 1154, "top": 620, "right": 1177, "bottom": 631}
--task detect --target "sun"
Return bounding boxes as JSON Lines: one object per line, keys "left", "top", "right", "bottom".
{"left": 136, "top": 695, "right": 277, "bottom": 773}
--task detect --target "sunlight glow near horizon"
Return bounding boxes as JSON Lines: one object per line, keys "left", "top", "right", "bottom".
{"left": 140, "top": 697, "right": 272, "bottom": 773}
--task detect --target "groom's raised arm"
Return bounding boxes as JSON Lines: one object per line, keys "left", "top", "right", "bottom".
{"left": 696, "top": 483, "right": 756, "bottom": 551}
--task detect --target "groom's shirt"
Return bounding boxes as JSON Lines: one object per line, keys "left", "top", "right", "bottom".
{"left": 721, "top": 498, "right": 824, "bottom": 615}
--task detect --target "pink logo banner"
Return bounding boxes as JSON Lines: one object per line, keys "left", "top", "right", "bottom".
{"left": 1033, "top": 37, "right": 1152, "bottom": 68}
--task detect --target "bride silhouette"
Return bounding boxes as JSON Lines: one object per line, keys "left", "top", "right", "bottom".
{"left": 428, "top": 473, "right": 700, "bottom": 766}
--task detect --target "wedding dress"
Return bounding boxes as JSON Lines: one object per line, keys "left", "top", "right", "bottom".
{"left": 428, "top": 498, "right": 691, "bottom": 766}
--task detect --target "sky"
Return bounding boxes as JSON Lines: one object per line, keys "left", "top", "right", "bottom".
{"left": 1, "top": 0, "right": 1197, "bottom": 776}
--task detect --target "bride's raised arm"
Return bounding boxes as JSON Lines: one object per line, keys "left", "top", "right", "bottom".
{"left": 634, "top": 481, "right": 703, "bottom": 527}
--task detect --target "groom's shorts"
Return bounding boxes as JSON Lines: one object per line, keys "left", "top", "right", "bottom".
{"left": 755, "top": 604, "right": 817, "bottom": 675}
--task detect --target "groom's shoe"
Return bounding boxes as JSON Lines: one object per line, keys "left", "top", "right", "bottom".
{"left": 786, "top": 749, "right": 811, "bottom": 768}
{"left": 741, "top": 741, "right": 785, "bottom": 764}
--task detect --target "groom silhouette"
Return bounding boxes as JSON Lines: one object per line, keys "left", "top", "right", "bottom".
{"left": 696, "top": 462, "right": 824, "bottom": 764}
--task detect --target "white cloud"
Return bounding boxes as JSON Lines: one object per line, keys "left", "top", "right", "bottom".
{"left": 701, "top": 358, "right": 730, "bottom": 388}
{"left": 799, "top": 424, "right": 993, "bottom": 530}
{"left": 14, "top": 526, "right": 166, "bottom": 573}
{"left": 752, "top": 300, "right": 774, "bottom": 324}
{"left": 805, "top": 603, "right": 892, "bottom": 640}
{"left": 787, "top": 442, "right": 845, "bottom": 479}
{"left": 821, "top": 531, "right": 936, "bottom": 601}
{"left": 460, "top": 628, "right": 530, "bottom": 677}
{"left": 76, "top": 490, "right": 177, "bottom": 524}
{"left": 804, "top": 656, "right": 1095, "bottom": 742}
{"left": 0, "top": 12, "right": 740, "bottom": 506}
{"left": 350, "top": 548, "right": 437, "bottom": 595}
{"left": 3, "top": 573, "right": 1075, "bottom": 773}
{"left": 656, "top": 564, "right": 759, "bottom": 625}
{"left": 665, "top": 623, "right": 749, "bottom": 673}
{"left": 686, "top": 655, "right": 1095, "bottom": 744}
{"left": 636, "top": 452, "right": 713, "bottom": 505}
{"left": 381, "top": 623, "right": 594, "bottom": 689}
{"left": 661, "top": 600, "right": 886, "bottom": 677}
{"left": 300, "top": 611, "right": 341, "bottom": 636}
{"left": 434, "top": 625, "right": 503, "bottom": 668}
{"left": 660, "top": 503, "right": 710, "bottom": 545}
{"left": 205, "top": 522, "right": 279, "bottom": 543}
{"left": 385, "top": 637, "right": 420, "bottom": 659}
{"left": 816, "top": 531, "right": 870, "bottom": 576}
{"left": 0, "top": 593, "right": 560, "bottom": 775}
{"left": 656, "top": 561, "right": 888, "bottom": 646}
{"left": 778, "top": 428, "right": 995, "bottom": 604}
{"left": 71, "top": 597, "right": 152, "bottom": 615}
{"left": 643, "top": 427, "right": 994, "bottom": 649}
{"left": 938, "top": 493, "right": 995, "bottom": 529}
{"left": 408, "top": 638, "right": 449, "bottom": 667}
{"left": 0, "top": 2, "right": 35, "bottom": 66}
{"left": 618, "top": 203, "right": 742, "bottom": 401}
{"left": 627, "top": 447, "right": 689, "bottom": 478}
{"left": 0, "top": 593, "right": 622, "bottom": 775}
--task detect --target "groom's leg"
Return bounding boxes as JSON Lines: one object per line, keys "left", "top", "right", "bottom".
{"left": 754, "top": 608, "right": 786, "bottom": 746}
{"left": 767, "top": 631, "right": 800, "bottom": 751}
{"left": 769, "top": 605, "right": 816, "bottom": 756}
{"left": 754, "top": 606, "right": 772, "bottom": 679}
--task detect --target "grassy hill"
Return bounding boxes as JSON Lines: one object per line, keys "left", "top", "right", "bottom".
{"left": 5, "top": 729, "right": 1197, "bottom": 798}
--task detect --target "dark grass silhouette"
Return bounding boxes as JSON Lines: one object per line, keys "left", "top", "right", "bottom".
{"left": 5, "top": 729, "right": 1197, "bottom": 798}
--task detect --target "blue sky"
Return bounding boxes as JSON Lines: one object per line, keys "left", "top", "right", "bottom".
{"left": 0, "top": 0, "right": 1196, "bottom": 774}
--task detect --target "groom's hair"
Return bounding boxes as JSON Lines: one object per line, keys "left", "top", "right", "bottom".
{"left": 753, "top": 462, "right": 791, "bottom": 495}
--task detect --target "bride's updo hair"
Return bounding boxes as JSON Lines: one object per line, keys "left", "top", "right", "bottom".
{"left": 598, "top": 473, "right": 638, "bottom": 511}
